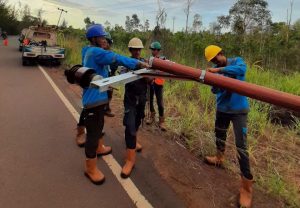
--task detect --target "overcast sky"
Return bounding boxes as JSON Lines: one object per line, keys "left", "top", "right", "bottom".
{"left": 7, "top": 0, "right": 300, "bottom": 31}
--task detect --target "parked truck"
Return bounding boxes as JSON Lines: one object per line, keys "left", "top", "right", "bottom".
{"left": 21, "top": 25, "right": 65, "bottom": 66}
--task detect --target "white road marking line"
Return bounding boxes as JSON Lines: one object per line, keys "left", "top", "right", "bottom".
{"left": 38, "top": 65, "right": 79, "bottom": 122}
{"left": 38, "top": 65, "right": 153, "bottom": 208}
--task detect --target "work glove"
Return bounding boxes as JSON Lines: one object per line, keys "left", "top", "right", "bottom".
{"left": 138, "top": 61, "right": 150, "bottom": 69}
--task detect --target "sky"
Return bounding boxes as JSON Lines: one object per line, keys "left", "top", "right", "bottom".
{"left": 7, "top": 0, "right": 300, "bottom": 31}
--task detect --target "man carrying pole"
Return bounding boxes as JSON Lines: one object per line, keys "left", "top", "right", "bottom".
{"left": 204, "top": 45, "right": 253, "bottom": 208}
{"left": 121, "top": 37, "right": 148, "bottom": 178}
{"left": 80, "top": 25, "right": 148, "bottom": 184}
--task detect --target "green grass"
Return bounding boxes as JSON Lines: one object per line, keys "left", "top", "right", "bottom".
{"left": 63, "top": 37, "right": 300, "bottom": 207}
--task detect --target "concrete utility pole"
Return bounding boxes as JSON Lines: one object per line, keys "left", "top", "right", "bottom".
{"left": 57, "top": 8, "right": 68, "bottom": 28}
{"left": 172, "top": 16, "right": 175, "bottom": 33}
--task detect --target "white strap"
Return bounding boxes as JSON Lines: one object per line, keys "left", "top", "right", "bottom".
{"left": 148, "top": 56, "right": 155, "bottom": 68}
{"left": 199, "top": 70, "right": 206, "bottom": 83}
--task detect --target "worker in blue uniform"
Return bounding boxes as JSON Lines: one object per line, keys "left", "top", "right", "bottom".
{"left": 81, "top": 25, "right": 149, "bottom": 185}
{"left": 204, "top": 45, "right": 253, "bottom": 208}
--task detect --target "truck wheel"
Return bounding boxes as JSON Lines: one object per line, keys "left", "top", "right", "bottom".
{"left": 22, "top": 58, "right": 32, "bottom": 66}
{"left": 22, "top": 58, "right": 28, "bottom": 66}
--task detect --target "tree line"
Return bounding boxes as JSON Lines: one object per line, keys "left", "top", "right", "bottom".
{"left": 0, "top": 0, "right": 68, "bottom": 34}
{"left": 1, "top": 0, "right": 299, "bottom": 72}
{"left": 80, "top": 0, "right": 300, "bottom": 72}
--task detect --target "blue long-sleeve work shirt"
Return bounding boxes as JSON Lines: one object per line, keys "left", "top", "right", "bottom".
{"left": 81, "top": 46, "right": 139, "bottom": 108}
{"left": 212, "top": 57, "right": 249, "bottom": 114}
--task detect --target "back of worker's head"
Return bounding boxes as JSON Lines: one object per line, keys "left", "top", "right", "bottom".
{"left": 128, "top": 37, "right": 144, "bottom": 59}
{"left": 86, "top": 24, "right": 108, "bottom": 48}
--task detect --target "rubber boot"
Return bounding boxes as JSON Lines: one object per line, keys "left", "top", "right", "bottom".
{"left": 159, "top": 116, "right": 167, "bottom": 131}
{"left": 136, "top": 133, "right": 142, "bottom": 152}
{"left": 146, "top": 112, "right": 155, "bottom": 125}
{"left": 84, "top": 157, "right": 105, "bottom": 185}
{"left": 76, "top": 126, "right": 86, "bottom": 147}
{"left": 239, "top": 176, "right": 253, "bottom": 208}
{"left": 121, "top": 149, "right": 136, "bottom": 178}
{"left": 136, "top": 141, "right": 142, "bottom": 152}
{"left": 96, "top": 139, "right": 112, "bottom": 157}
{"left": 104, "top": 103, "right": 115, "bottom": 117}
{"left": 204, "top": 150, "right": 225, "bottom": 167}
{"left": 105, "top": 111, "right": 115, "bottom": 117}
{"left": 105, "top": 109, "right": 115, "bottom": 117}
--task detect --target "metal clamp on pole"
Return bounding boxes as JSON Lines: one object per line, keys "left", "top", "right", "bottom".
{"left": 199, "top": 70, "right": 206, "bottom": 83}
{"left": 148, "top": 56, "right": 154, "bottom": 68}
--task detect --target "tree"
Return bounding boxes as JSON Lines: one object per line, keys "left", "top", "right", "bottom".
{"left": 37, "top": 8, "right": 48, "bottom": 26}
{"left": 125, "top": 16, "right": 133, "bottom": 32}
{"left": 21, "top": 5, "right": 39, "bottom": 28}
{"left": 60, "top": 19, "right": 68, "bottom": 29}
{"left": 125, "top": 14, "right": 142, "bottom": 32}
{"left": 192, "top": 14, "right": 202, "bottom": 33}
{"left": 84, "top": 17, "right": 91, "bottom": 25}
{"left": 217, "top": 15, "right": 230, "bottom": 30}
{"left": 131, "top": 14, "right": 140, "bottom": 30}
{"left": 144, "top": 19, "right": 150, "bottom": 31}
{"left": 0, "top": 0, "right": 19, "bottom": 34}
{"left": 41, "top": 19, "right": 48, "bottom": 26}
{"left": 104, "top": 20, "right": 111, "bottom": 30}
{"left": 184, "top": 0, "right": 194, "bottom": 33}
{"left": 227, "top": 0, "right": 271, "bottom": 35}
{"left": 21, "top": 4, "right": 31, "bottom": 24}
{"left": 156, "top": 0, "right": 167, "bottom": 29}
{"left": 37, "top": 8, "right": 43, "bottom": 24}
{"left": 156, "top": 9, "right": 167, "bottom": 29}
{"left": 286, "top": 0, "right": 294, "bottom": 45}
{"left": 84, "top": 17, "right": 94, "bottom": 28}
{"left": 209, "top": 22, "right": 221, "bottom": 36}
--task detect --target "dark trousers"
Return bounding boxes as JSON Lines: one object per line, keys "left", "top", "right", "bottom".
{"left": 78, "top": 108, "right": 86, "bottom": 127}
{"left": 149, "top": 83, "right": 164, "bottom": 117}
{"left": 123, "top": 93, "right": 146, "bottom": 149}
{"left": 215, "top": 111, "right": 252, "bottom": 179}
{"left": 83, "top": 105, "right": 105, "bottom": 158}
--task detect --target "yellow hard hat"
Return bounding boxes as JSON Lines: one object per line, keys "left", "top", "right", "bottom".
{"left": 128, "top": 37, "right": 144, "bottom": 49}
{"left": 204, "top": 45, "right": 222, "bottom": 62}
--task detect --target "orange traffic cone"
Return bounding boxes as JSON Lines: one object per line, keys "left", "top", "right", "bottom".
{"left": 3, "top": 39, "right": 8, "bottom": 46}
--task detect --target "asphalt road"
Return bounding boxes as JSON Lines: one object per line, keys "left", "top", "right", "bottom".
{"left": 0, "top": 37, "right": 185, "bottom": 208}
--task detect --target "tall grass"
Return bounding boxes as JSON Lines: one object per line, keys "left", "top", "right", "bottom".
{"left": 63, "top": 37, "right": 300, "bottom": 207}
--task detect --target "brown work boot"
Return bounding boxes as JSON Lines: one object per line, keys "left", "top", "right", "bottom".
{"left": 76, "top": 126, "right": 86, "bottom": 147}
{"left": 84, "top": 158, "right": 105, "bottom": 185}
{"left": 204, "top": 150, "right": 225, "bottom": 167}
{"left": 159, "top": 116, "right": 167, "bottom": 131}
{"left": 146, "top": 112, "right": 155, "bottom": 125}
{"left": 239, "top": 176, "right": 253, "bottom": 208}
{"left": 121, "top": 149, "right": 136, "bottom": 178}
{"left": 96, "top": 139, "right": 112, "bottom": 157}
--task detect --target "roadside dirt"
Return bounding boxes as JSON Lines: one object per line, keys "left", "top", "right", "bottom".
{"left": 49, "top": 67, "right": 284, "bottom": 208}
